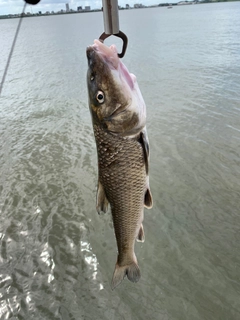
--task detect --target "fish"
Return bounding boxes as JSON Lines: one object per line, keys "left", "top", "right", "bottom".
{"left": 86, "top": 39, "right": 153, "bottom": 289}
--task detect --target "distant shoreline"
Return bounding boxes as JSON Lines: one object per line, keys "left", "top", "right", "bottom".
{"left": 0, "top": 0, "right": 239, "bottom": 20}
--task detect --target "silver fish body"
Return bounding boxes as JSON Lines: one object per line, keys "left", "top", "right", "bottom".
{"left": 86, "top": 40, "right": 152, "bottom": 289}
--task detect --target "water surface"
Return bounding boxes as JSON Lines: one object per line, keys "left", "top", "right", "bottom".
{"left": 0, "top": 3, "right": 240, "bottom": 319}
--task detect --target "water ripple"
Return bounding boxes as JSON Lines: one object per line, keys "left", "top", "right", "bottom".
{"left": 1, "top": 3, "right": 240, "bottom": 320}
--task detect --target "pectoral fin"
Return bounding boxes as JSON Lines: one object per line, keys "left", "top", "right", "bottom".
{"left": 139, "top": 129, "right": 150, "bottom": 174}
{"left": 96, "top": 181, "right": 108, "bottom": 214}
{"left": 139, "top": 129, "right": 153, "bottom": 209}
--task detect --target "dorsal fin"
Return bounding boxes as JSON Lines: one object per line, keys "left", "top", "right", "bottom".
{"left": 96, "top": 180, "right": 109, "bottom": 214}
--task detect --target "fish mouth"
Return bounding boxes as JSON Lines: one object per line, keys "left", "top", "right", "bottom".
{"left": 86, "top": 40, "right": 119, "bottom": 70}
{"left": 86, "top": 46, "right": 98, "bottom": 67}
{"left": 87, "top": 40, "right": 135, "bottom": 90}
{"left": 92, "top": 39, "right": 119, "bottom": 69}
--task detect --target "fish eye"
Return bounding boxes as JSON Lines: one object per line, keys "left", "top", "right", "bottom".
{"left": 90, "top": 74, "right": 94, "bottom": 81}
{"left": 96, "top": 91, "right": 104, "bottom": 104}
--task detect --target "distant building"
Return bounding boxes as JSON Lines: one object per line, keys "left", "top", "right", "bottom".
{"left": 126, "top": 4, "right": 130, "bottom": 9}
{"left": 66, "top": 3, "right": 70, "bottom": 12}
{"left": 77, "top": 6, "right": 83, "bottom": 11}
{"left": 134, "top": 3, "right": 143, "bottom": 8}
{"left": 178, "top": 1, "right": 192, "bottom": 4}
{"left": 85, "top": 6, "right": 91, "bottom": 11}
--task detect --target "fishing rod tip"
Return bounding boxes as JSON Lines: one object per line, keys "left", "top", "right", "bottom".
{"left": 24, "top": 0, "right": 41, "bottom": 5}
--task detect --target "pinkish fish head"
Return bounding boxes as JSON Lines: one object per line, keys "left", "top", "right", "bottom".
{"left": 86, "top": 40, "right": 146, "bottom": 136}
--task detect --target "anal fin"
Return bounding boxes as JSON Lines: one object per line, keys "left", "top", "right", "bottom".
{"left": 96, "top": 180, "right": 108, "bottom": 214}
{"left": 136, "top": 224, "right": 145, "bottom": 242}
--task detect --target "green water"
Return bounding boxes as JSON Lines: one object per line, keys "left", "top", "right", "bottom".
{"left": 0, "top": 3, "right": 240, "bottom": 319}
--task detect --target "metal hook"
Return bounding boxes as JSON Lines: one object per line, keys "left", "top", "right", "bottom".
{"left": 100, "top": 0, "right": 128, "bottom": 58}
{"left": 99, "top": 31, "right": 128, "bottom": 58}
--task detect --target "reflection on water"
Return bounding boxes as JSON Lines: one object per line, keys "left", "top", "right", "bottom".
{"left": 0, "top": 2, "right": 240, "bottom": 320}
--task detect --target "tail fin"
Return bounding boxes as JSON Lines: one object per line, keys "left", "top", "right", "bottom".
{"left": 111, "top": 261, "right": 141, "bottom": 290}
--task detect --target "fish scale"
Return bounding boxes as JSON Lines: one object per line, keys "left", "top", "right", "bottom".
{"left": 94, "top": 125, "right": 146, "bottom": 259}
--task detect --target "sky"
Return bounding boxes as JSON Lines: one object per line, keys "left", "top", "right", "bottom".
{"left": 0, "top": 0, "right": 168, "bottom": 15}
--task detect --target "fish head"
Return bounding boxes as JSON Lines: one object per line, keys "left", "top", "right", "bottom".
{"left": 86, "top": 40, "right": 146, "bottom": 136}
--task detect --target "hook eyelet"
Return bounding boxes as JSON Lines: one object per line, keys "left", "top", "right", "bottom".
{"left": 99, "top": 31, "right": 128, "bottom": 58}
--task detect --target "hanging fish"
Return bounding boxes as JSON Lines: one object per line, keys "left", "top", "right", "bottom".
{"left": 86, "top": 40, "right": 153, "bottom": 289}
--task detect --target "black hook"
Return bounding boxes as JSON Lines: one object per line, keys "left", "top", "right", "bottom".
{"left": 99, "top": 31, "right": 128, "bottom": 58}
